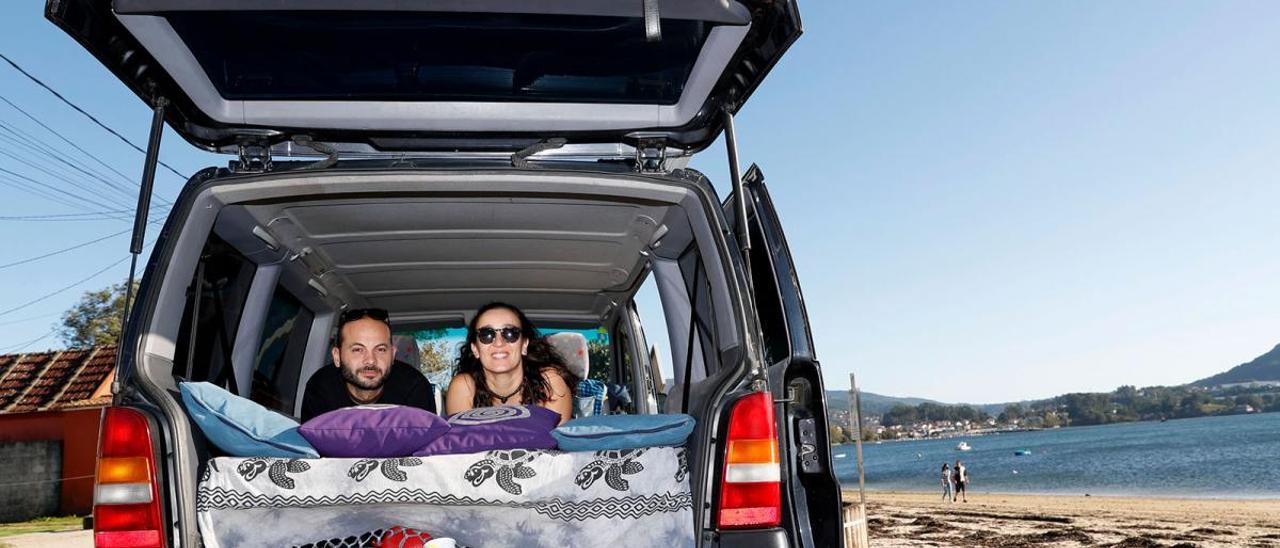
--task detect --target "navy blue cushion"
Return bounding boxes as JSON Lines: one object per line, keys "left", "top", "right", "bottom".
{"left": 552, "top": 413, "right": 695, "bottom": 451}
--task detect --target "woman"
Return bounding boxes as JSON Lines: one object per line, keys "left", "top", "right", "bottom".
{"left": 941, "top": 463, "right": 954, "bottom": 502}
{"left": 445, "top": 302, "right": 578, "bottom": 424}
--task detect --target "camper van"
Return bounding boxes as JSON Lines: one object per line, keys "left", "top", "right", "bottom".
{"left": 48, "top": 1, "right": 843, "bottom": 546}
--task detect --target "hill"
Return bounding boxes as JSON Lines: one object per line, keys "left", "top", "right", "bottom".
{"left": 1193, "top": 343, "right": 1280, "bottom": 387}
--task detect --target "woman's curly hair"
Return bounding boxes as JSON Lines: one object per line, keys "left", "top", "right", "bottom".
{"left": 456, "top": 302, "right": 578, "bottom": 408}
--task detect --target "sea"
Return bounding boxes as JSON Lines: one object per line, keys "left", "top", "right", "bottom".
{"left": 831, "top": 411, "right": 1280, "bottom": 499}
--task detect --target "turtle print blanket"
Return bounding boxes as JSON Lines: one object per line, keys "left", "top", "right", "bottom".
{"left": 196, "top": 446, "right": 693, "bottom": 547}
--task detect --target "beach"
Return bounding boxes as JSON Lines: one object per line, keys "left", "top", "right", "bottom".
{"left": 846, "top": 490, "right": 1280, "bottom": 547}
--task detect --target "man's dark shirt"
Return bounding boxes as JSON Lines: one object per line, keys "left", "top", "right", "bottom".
{"left": 300, "top": 361, "right": 436, "bottom": 422}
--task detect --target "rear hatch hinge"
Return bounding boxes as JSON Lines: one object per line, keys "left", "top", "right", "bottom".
{"left": 634, "top": 139, "right": 668, "bottom": 173}
{"left": 231, "top": 143, "right": 273, "bottom": 173}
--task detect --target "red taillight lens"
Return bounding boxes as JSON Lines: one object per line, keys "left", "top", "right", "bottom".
{"left": 717, "top": 391, "right": 782, "bottom": 529}
{"left": 95, "top": 407, "right": 164, "bottom": 548}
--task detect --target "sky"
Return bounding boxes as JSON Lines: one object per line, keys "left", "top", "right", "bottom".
{"left": 2, "top": 2, "right": 1280, "bottom": 403}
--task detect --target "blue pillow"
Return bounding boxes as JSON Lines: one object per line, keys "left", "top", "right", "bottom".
{"left": 552, "top": 413, "right": 695, "bottom": 451}
{"left": 179, "top": 382, "right": 318, "bottom": 458}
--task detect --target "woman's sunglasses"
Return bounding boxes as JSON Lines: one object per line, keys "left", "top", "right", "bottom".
{"left": 475, "top": 326, "right": 523, "bottom": 345}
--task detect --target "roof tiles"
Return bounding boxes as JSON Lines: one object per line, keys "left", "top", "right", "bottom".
{"left": 0, "top": 347, "right": 115, "bottom": 414}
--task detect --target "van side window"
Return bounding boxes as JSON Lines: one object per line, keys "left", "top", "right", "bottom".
{"left": 173, "top": 235, "right": 256, "bottom": 385}
{"left": 249, "top": 286, "right": 314, "bottom": 413}
{"left": 678, "top": 246, "right": 717, "bottom": 378}
{"left": 747, "top": 217, "right": 790, "bottom": 366}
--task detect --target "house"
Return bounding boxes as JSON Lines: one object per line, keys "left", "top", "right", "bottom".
{"left": 0, "top": 346, "right": 116, "bottom": 522}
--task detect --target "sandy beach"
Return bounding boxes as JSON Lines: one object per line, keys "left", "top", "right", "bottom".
{"left": 846, "top": 490, "right": 1280, "bottom": 547}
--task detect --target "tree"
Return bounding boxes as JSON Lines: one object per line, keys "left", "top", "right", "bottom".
{"left": 60, "top": 281, "right": 137, "bottom": 348}
{"left": 416, "top": 328, "right": 457, "bottom": 375}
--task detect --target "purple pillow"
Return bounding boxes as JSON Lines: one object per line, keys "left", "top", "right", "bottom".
{"left": 414, "top": 405, "right": 559, "bottom": 457}
{"left": 299, "top": 404, "right": 449, "bottom": 458}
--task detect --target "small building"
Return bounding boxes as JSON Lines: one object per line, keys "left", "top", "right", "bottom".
{"left": 0, "top": 346, "right": 115, "bottom": 522}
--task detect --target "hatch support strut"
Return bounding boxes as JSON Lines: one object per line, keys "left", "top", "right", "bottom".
{"left": 114, "top": 98, "right": 166, "bottom": 395}
{"left": 723, "top": 109, "right": 751, "bottom": 274}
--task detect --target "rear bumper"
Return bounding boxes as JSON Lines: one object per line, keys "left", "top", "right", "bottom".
{"left": 710, "top": 528, "right": 789, "bottom": 548}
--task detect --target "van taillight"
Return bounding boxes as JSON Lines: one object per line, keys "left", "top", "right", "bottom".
{"left": 95, "top": 407, "right": 164, "bottom": 548}
{"left": 717, "top": 391, "right": 782, "bottom": 529}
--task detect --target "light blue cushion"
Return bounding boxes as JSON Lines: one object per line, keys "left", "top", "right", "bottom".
{"left": 552, "top": 413, "right": 695, "bottom": 451}
{"left": 179, "top": 382, "right": 318, "bottom": 458}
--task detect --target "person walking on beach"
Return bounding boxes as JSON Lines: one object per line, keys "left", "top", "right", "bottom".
{"left": 954, "top": 460, "right": 969, "bottom": 503}
{"left": 941, "top": 463, "right": 954, "bottom": 502}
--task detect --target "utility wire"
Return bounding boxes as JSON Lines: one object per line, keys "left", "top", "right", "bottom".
{"left": 0, "top": 207, "right": 164, "bottom": 221}
{"left": 0, "top": 326, "right": 59, "bottom": 353}
{"left": 0, "top": 105, "right": 176, "bottom": 205}
{"left": 0, "top": 218, "right": 163, "bottom": 271}
{"left": 0, "top": 166, "right": 120, "bottom": 213}
{"left": 0, "top": 254, "right": 132, "bottom": 318}
{"left": 0, "top": 227, "right": 131, "bottom": 271}
{"left": 0, "top": 170, "right": 100, "bottom": 213}
{"left": 0, "top": 121, "right": 152, "bottom": 205}
{"left": 0, "top": 148, "right": 137, "bottom": 210}
{"left": 0, "top": 311, "right": 61, "bottom": 327}
{"left": 0, "top": 53, "right": 188, "bottom": 180}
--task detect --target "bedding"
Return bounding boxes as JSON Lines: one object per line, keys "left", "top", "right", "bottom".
{"left": 196, "top": 446, "right": 693, "bottom": 548}
{"left": 300, "top": 404, "right": 449, "bottom": 458}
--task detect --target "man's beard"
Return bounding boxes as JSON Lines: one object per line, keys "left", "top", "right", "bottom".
{"left": 341, "top": 363, "right": 388, "bottom": 391}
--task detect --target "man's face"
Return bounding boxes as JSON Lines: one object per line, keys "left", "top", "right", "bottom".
{"left": 331, "top": 317, "right": 396, "bottom": 391}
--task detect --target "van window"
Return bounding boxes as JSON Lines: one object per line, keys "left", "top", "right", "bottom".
{"left": 394, "top": 327, "right": 467, "bottom": 392}
{"left": 167, "top": 12, "right": 710, "bottom": 105}
{"left": 173, "top": 235, "right": 256, "bottom": 386}
{"left": 249, "top": 286, "right": 314, "bottom": 413}
{"left": 748, "top": 216, "right": 791, "bottom": 366}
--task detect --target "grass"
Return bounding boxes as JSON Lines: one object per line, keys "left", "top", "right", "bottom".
{"left": 0, "top": 515, "right": 85, "bottom": 539}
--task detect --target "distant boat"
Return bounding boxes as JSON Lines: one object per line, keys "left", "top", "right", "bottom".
{"left": 956, "top": 442, "right": 972, "bottom": 451}
{"left": 834, "top": 453, "right": 848, "bottom": 459}
{"left": 1014, "top": 449, "right": 1032, "bottom": 456}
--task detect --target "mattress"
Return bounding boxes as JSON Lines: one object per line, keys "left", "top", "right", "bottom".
{"left": 196, "top": 446, "right": 694, "bottom": 548}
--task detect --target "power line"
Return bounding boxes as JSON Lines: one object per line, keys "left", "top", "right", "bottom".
{"left": 0, "top": 327, "right": 59, "bottom": 353}
{"left": 0, "top": 52, "right": 188, "bottom": 180}
{"left": 0, "top": 311, "right": 61, "bottom": 327}
{"left": 0, "top": 99, "right": 176, "bottom": 205}
{"left": 0, "top": 218, "right": 163, "bottom": 271}
{"left": 0, "top": 227, "right": 131, "bottom": 271}
{"left": 0, "top": 148, "right": 136, "bottom": 211}
{"left": 0, "top": 166, "right": 121, "bottom": 213}
{"left": 0, "top": 170, "right": 100, "bottom": 213}
{"left": 0, "top": 254, "right": 132, "bottom": 318}
{"left": 0, "top": 121, "right": 153, "bottom": 206}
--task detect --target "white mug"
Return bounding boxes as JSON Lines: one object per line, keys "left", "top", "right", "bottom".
{"left": 425, "top": 538, "right": 457, "bottom": 548}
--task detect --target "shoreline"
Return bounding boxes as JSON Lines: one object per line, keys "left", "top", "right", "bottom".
{"left": 845, "top": 490, "right": 1280, "bottom": 547}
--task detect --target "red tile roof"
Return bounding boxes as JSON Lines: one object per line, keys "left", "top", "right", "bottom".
{"left": 0, "top": 346, "right": 115, "bottom": 414}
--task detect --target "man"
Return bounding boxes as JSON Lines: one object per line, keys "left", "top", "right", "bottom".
{"left": 954, "top": 460, "right": 969, "bottom": 503}
{"left": 300, "top": 307, "right": 436, "bottom": 422}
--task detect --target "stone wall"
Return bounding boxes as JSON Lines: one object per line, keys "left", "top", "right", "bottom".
{"left": 0, "top": 440, "right": 60, "bottom": 523}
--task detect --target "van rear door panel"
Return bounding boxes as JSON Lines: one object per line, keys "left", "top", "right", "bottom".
{"left": 724, "top": 165, "right": 844, "bottom": 547}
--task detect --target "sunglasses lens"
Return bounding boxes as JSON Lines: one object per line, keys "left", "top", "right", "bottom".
{"left": 476, "top": 327, "right": 522, "bottom": 345}
{"left": 501, "top": 327, "right": 522, "bottom": 343}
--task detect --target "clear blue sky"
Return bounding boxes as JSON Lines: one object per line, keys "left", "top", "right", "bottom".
{"left": 2, "top": 2, "right": 1279, "bottom": 403}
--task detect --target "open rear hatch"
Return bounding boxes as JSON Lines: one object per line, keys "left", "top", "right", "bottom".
{"left": 47, "top": 0, "right": 800, "bottom": 156}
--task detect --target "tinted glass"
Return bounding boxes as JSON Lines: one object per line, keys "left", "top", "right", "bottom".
{"left": 167, "top": 12, "right": 710, "bottom": 105}
{"left": 173, "top": 234, "right": 256, "bottom": 386}
{"left": 250, "top": 286, "right": 314, "bottom": 413}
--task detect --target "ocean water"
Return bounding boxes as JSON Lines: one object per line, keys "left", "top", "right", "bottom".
{"left": 832, "top": 412, "right": 1280, "bottom": 498}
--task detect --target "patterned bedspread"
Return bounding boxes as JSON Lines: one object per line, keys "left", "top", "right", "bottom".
{"left": 196, "top": 446, "right": 694, "bottom": 548}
